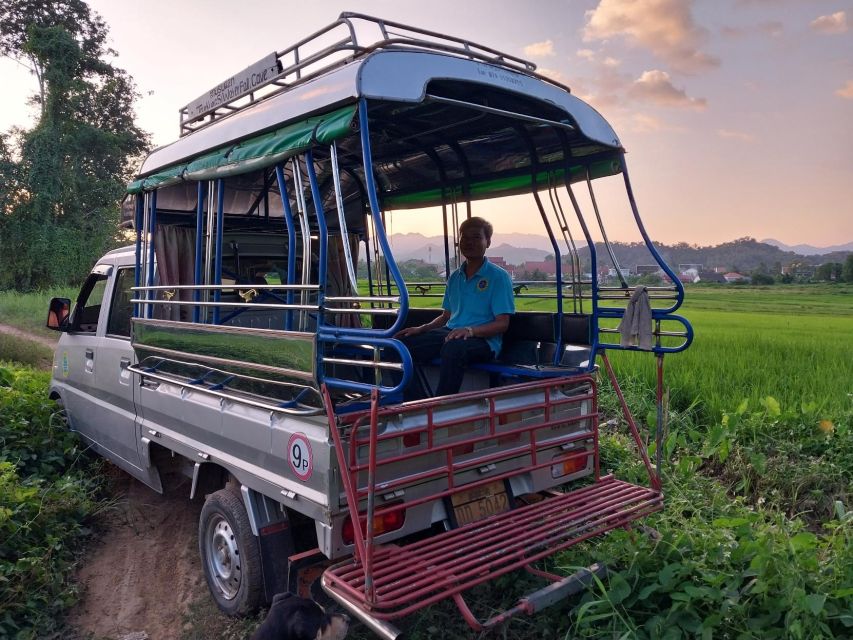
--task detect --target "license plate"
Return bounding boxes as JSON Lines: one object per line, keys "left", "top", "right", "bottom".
{"left": 450, "top": 480, "right": 510, "bottom": 526}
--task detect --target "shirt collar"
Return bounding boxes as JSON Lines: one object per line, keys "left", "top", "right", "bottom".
{"left": 457, "top": 257, "right": 489, "bottom": 279}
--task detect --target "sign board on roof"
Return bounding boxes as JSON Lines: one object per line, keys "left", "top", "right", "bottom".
{"left": 184, "top": 53, "right": 281, "bottom": 121}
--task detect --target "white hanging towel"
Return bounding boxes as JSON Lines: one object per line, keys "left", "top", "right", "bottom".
{"left": 618, "top": 286, "right": 653, "bottom": 350}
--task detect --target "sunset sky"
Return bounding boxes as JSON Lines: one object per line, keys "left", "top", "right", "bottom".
{"left": 1, "top": 0, "right": 851, "bottom": 247}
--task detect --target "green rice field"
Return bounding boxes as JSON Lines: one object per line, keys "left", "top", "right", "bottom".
{"left": 611, "top": 284, "right": 853, "bottom": 423}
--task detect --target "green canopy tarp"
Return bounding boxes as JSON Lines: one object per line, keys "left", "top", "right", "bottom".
{"left": 128, "top": 104, "right": 358, "bottom": 192}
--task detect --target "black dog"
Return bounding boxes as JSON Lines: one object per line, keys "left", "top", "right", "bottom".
{"left": 250, "top": 593, "right": 350, "bottom": 640}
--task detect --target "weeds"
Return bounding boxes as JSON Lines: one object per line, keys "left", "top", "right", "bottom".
{"left": 0, "top": 364, "right": 105, "bottom": 639}
{"left": 556, "top": 432, "right": 853, "bottom": 640}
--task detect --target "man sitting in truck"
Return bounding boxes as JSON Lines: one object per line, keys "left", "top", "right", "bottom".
{"left": 395, "top": 217, "right": 514, "bottom": 400}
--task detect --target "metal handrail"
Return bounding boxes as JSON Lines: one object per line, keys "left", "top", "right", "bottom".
{"left": 132, "top": 284, "right": 320, "bottom": 291}
{"left": 127, "top": 359, "right": 324, "bottom": 416}
{"left": 179, "top": 12, "right": 542, "bottom": 136}
{"left": 130, "top": 298, "right": 318, "bottom": 311}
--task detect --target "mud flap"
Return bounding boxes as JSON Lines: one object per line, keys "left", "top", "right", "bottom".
{"left": 240, "top": 486, "right": 295, "bottom": 603}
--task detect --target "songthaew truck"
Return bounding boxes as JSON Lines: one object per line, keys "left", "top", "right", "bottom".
{"left": 47, "top": 13, "right": 692, "bottom": 638}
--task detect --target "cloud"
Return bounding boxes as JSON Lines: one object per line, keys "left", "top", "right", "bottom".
{"left": 628, "top": 70, "right": 707, "bottom": 109}
{"left": 576, "top": 48, "right": 596, "bottom": 61}
{"left": 718, "top": 129, "right": 757, "bottom": 143}
{"left": 583, "top": 0, "right": 719, "bottom": 73}
{"left": 523, "top": 40, "right": 555, "bottom": 57}
{"left": 537, "top": 67, "right": 569, "bottom": 85}
{"left": 836, "top": 80, "right": 853, "bottom": 99}
{"left": 811, "top": 11, "right": 848, "bottom": 34}
{"left": 721, "top": 21, "right": 784, "bottom": 38}
{"left": 602, "top": 56, "right": 621, "bottom": 67}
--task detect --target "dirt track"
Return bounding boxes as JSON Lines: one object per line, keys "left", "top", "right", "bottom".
{"left": 68, "top": 472, "right": 203, "bottom": 640}
{"left": 0, "top": 322, "right": 57, "bottom": 350}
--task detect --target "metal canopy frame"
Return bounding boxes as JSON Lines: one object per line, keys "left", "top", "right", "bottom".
{"left": 178, "top": 12, "right": 557, "bottom": 137}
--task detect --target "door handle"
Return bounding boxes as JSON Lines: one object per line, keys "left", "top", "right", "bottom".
{"left": 85, "top": 349, "right": 94, "bottom": 359}
{"left": 120, "top": 357, "right": 131, "bottom": 369}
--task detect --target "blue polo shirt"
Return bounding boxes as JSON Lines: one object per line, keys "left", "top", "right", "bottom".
{"left": 443, "top": 258, "right": 515, "bottom": 355}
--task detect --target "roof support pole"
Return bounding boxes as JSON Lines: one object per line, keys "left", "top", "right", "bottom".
{"left": 357, "top": 98, "right": 408, "bottom": 336}
{"left": 212, "top": 179, "right": 225, "bottom": 325}
{"left": 193, "top": 182, "right": 205, "bottom": 324}
{"left": 145, "top": 190, "right": 158, "bottom": 319}
{"left": 133, "top": 195, "right": 143, "bottom": 319}
{"left": 274, "top": 164, "right": 298, "bottom": 331}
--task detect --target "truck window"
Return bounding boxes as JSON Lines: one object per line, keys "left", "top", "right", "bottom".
{"left": 71, "top": 273, "right": 108, "bottom": 333}
{"left": 106, "top": 267, "right": 134, "bottom": 338}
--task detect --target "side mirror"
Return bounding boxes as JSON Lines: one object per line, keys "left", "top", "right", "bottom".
{"left": 47, "top": 297, "right": 71, "bottom": 331}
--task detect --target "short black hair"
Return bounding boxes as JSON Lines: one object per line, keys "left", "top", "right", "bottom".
{"left": 459, "top": 216, "right": 493, "bottom": 242}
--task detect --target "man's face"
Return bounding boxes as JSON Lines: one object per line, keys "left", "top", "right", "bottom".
{"left": 459, "top": 226, "right": 489, "bottom": 261}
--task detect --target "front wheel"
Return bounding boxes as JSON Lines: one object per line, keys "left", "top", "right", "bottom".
{"left": 199, "top": 487, "right": 263, "bottom": 615}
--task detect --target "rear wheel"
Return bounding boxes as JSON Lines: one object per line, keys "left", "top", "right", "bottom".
{"left": 199, "top": 487, "right": 263, "bottom": 615}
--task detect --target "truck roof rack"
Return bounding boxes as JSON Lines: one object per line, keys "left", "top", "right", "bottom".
{"left": 178, "top": 12, "right": 539, "bottom": 137}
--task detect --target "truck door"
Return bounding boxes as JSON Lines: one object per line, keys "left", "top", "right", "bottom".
{"left": 62, "top": 264, "right": 143, "bottom": 472}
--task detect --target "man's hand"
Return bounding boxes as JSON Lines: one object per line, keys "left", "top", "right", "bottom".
{"left": 445, "top": 327, "right": 472, "bottom": 341}
{"left": 395, "top": 325, "right": 423, "bottom": 338}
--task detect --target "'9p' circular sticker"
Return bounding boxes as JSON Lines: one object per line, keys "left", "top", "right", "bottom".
{"left": 288, "top": 433, "right": 313, "bottom": 481}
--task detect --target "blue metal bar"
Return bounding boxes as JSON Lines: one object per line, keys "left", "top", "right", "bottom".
{"left": 133, "top": 195, "right": 143, "bottom": 319}
{"left": 357, "top": 97, "right": 409, "bottom": 336}
{"left": 193, "top": 182, "right": 205, "bottom": 324}
{"left": 213, "top": 179, "right": 225, "bottom": 324}
{"left": 562, "top": 167, "right": 600, "bottom": 359}
{"left": 274, "top": 164, "right": 298, "bottom": 330}
{"left": 145, "top": 190, "right": 158, "bottom": 319}
{"left": 621, "top": 158, "right": 684, "bottom": 314}
{"left": 318, "top": 334, "right": 413, "bottom": 395}
{"left": 304, "top": 150, "right": 327, "bottom": 327}
{"left": 596, "top": 312, "right": 693, "bottom": 354}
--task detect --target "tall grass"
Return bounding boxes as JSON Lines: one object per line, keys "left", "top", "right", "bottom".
{"left": 610, "top": 307, "right": 853, "bottom": 423}
{"left": 0, "top": 288, "right": 78, "bottom": 337}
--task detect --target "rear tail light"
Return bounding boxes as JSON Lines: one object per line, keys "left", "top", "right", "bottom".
{"left": 551, "top": 448, "right": 589, "bottom": 478}
{"left": 342, "top": 506, "right": 405, "bottom": 545}
{"left": 402, "top": 432, "right": 421, "bottom": 447}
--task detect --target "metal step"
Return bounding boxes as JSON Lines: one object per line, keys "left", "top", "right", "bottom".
{"left": 322, "top": 476, "right": 661, "bottom": 621}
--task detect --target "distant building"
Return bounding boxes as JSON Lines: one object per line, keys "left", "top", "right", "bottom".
{"left": 636, "top": 265, "right": 662, "bottom": 276}
{"left": 608, "top": 267, "right": 632, "bottom": 278}
{"left": 724, "top": 272, "right": 749, "bottom": 283}
{"left": 489, "top": 256, "right": 509, "bottom": 270}
{"left": 697, "top": 271, "right": 726, "bottom": 283}
{"left": 678, "top": 263, "right": 703, "bottom": 272}
{"left": 782, "top": 263, "right": 816, "bottom": 278}
{"left": 520, "top": 260, "right": 558, "bottom": 277}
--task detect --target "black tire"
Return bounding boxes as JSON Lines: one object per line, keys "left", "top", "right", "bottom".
{"left": 198, "top": 487, "right": 263, "bottom": 615}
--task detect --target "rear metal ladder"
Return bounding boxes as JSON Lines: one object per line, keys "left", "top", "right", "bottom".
{"left": 320, "top": 375, "right": 662, "bottom": 636}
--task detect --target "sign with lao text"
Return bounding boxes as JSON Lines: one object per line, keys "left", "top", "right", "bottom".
{"left": 184, "top": 53, "right": 281, "bottom": 120}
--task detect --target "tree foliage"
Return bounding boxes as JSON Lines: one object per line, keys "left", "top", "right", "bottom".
{"left": 0, "top": 0, "right": 149, "bottom": 290}
{"left": 843, "top": 255, "right": 853, "bottom": 283}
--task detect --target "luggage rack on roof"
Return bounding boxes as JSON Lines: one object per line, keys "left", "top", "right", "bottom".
{"left": 179, "top": 12, "right": 546, "bottom": 137}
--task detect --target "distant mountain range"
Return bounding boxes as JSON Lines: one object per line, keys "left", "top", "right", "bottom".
{"left": 386, "top": 233, "right": 851, "bottom": 272}
{"left": 760, "top": 239, "right": 853, "bottom": 256}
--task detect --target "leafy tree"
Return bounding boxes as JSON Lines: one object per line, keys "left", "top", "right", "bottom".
{"left": 750, "top": 272, "right": 775, "bottom": 286}
{"left": 814, "top": 262, "right": 842, "bottom": 282}
{"left": 0, "top": 1, "right": 149, "bottom": 290}
{"left": 843, "top": 254, "right": 853, "bottom": 283}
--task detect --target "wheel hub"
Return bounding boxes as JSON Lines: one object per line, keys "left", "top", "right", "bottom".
{"left": 205, "top": 515, "right": 241, "bottom": 599}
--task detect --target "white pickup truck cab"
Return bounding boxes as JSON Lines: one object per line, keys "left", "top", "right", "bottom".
{"left": 46, "top": 13, "right": 691, "bottom": 639}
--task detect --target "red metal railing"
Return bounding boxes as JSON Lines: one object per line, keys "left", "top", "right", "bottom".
{"left": 321, "top": 372, "right": 662, "bottom": 629}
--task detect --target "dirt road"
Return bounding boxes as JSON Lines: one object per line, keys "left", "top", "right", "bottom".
{"left": 68, "top": 471, "right": 204, "bottom": 640}
{"left": 0, "top": 322, "right": 57, "bottom": 350}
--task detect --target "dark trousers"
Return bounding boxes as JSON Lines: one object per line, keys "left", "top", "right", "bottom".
{"left": 398, "top": 327, "right": 493, "bottom": 400}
